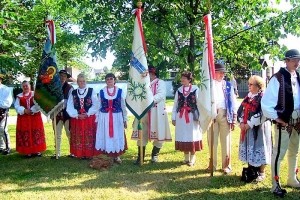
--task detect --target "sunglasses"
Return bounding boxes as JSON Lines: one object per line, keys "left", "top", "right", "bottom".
{"left": 248, "top": 83, "right": 257, "bottom": 86}
{"left": 106, "top": 77, "right": 114, "bottom": 81}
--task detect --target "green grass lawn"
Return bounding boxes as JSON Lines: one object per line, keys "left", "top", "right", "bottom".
{"left": 1, "top": 114, "right": 299, "bottom": 200}
{"left": 8, "top": 108, "right": 17, "bottom": 116}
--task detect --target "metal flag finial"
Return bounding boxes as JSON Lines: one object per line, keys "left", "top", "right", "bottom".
{"left": 137, "top": 1, "right": 142, "bottom": 8}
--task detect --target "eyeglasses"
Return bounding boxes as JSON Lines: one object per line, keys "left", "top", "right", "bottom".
{"left": 248, "top": 83, "right": 257, "bottom": 86}
{"left": 106, "top": 77, "right": 114, "bottom": 81}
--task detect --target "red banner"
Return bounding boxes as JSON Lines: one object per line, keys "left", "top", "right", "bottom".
{"left": 203, "top": 14, "right": 215, "bottom": 79}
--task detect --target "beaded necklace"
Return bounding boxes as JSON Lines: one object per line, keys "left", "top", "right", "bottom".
{"left": 107, "top": 86, "right": 116, "bottom": 96}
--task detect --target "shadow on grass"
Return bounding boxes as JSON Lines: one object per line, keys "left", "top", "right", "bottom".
{"left": 1, "top": 151, "right": 300, "bottom": 200}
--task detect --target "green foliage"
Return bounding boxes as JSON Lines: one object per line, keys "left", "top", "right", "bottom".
{"left": 0, "top": 0, "right": 89, "bottom": 83}
{"left": 76, "top": 0, "right": 300, "bottom": 81}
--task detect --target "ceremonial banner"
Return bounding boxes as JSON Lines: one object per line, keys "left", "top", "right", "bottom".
{"left": 126, "top": 7, "right": 154, "bottom": 120}
{"left": 34, "top": 19, "right": 64, "bottom": 116}
{"left": 198, "top": 14, "right": 217, "bottom": 133}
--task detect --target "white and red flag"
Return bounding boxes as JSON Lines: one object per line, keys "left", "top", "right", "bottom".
{"left": 198, "top": 14, "right": 217, "bottom": 133}
{"left": 125, "top": 7, "right": 154, "bottom": 120}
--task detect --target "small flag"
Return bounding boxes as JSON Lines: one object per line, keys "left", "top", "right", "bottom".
{"left": 34, "top": 19, "right": 64, "bottom": 116}
{"left": 126, "top": 7, "right": 154, "bottom": 120}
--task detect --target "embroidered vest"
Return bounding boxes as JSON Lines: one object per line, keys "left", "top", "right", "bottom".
{"left": 72, "top": 88, "right": 93, "bottom": 113}
{"left": 100, "top": 88, "right": 122, "bottom": 113}
{"left": 273, "top": 68, "right": 300, "bottom": 123}
{"left": 18, "top": 92, "right": 40, "bottom": 116}
{"left": 60, "top": 82, "right": 73, "bottom": 119}
{"left": 176, "top": 89, "right": 198, "bottom": 113}
{"left": 62, "top": 82, "right": 73, "bottom": 100}
{"left": 224, "top": 81, "right": 234, "bottom": 123}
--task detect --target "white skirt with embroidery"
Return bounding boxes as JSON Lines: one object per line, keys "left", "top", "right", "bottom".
{"left": 95, "top": 111, "right": 126, "bottom": 154}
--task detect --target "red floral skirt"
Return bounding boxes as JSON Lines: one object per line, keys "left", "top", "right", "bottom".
{"left": 16, "top": 112, "right": 46, "bottom": 154}
{"left": 175, "top": 140, "right": 203, "bottom": 152}
{"left": 70, "top": 115, "right": 99, "bottom": 157}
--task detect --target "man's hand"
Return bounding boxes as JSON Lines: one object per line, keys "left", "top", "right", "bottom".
{"left": 172, "top": 120, "right": 176, "bottom": 126}
{"left": 230, "top": 123, "right": 235, "bottom": 131}
{"left": 275, "top": 118, "right": 287, "bottom": 127}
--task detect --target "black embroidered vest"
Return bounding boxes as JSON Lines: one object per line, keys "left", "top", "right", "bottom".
{"left": 72, "top": 88, "right": 93, "bottom": 113}
{"left": 273, "top": 68, "right": 300, "bottom": 123}
{"left": 176, "top": 89, "right": 198, "bottom": 113}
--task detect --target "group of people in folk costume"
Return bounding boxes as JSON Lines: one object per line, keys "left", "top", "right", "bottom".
{"left": 1, "top": 49, "right": 300, "bottom": 197}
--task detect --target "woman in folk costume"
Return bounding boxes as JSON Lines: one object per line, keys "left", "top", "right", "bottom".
{"left": 95, "top": 73, "right": 128, "bottom": 164}
{"left": 172, "top": 71, "right": 202, "bottom": 166}
{"left": 66, "top": 73, "right": 99, "bottom": 159}
{"left": 14, "top": 80, "right": 46, "bottom": 157}
{"left": 238, "top": 75, "right": 272, "bottom": 182}
{"left": 132, "top": 66, "right": 172, "bottom": 164}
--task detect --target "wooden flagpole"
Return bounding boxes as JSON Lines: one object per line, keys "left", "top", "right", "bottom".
{"left": 139, "top": 120, "right": 143, "bottom": 165}
{"left": 53, "top": 110, "right": 59, "bottom": 159}
{"left": 137, "top": 0, "right": 144, "bottom": 166}
{"left": 210, "top": 121, "right": 214, "bottom": 176}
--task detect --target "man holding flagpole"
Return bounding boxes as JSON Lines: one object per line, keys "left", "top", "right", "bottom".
{"left": 206, "top": 63, "right": 238, "bottom": 174}
{"left": 51, "top": 70, "right": 74, "bottom": 159}
{"left": 132, "top": 65, "right": 172, "bottom": 164}
{"left": 126, "top": 1, "right": 154, "bottom": 166}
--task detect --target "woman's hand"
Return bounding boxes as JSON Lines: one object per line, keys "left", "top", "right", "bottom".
{"left": 240, "top": 122, "right": 250, "bottom": 131}
{"left": 24, "top": 109, "right": 31, "bottom": 115}
{"left": 78, "top": 113, "right": 87, "bottom": 119}
{"left": 244, "top": 124, "right": 251, "bottom": 130}
{"left": 239, "top": 122, "right": 245, "bottom": 130}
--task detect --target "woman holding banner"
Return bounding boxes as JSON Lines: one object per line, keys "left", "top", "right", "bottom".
{"left": 67, "top": 73, "right": 99, "bottom": 159}
{"left": 15, "top": 80, "right": 46, "bottom": 157}
{"left": 171, "top": 71, "right": 202, "bottom": 166}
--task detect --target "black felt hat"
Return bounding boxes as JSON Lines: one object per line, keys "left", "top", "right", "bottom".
{"left": 59, "top": 70, "right": 71, "bottom": 78}
{"left": 215, "top": 63, "right": 227, "bottom": 72}
{"left": 283, "top": 49, "right": 300, "bottom": 60}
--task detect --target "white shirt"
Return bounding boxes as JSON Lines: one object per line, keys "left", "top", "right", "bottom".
{"left": 66, "top": 87, "right": 99, "bottom": 118}
{"left": 214, "top": 80, "right": 226, "bottom": 109}
{"left": 261, "top": 68, "right": 300, "bottom": 120}
{"left": 0, "top": 84, "right": 12, "bottom": 109}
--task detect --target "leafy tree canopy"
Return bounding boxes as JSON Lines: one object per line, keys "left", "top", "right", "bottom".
{"left": 0, "top": 0, "right": 90, "bottom": 84}
{"left": 75, "top": 0, "right": 300, "bottom": 80}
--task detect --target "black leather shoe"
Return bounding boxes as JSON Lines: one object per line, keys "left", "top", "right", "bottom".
{"left": 51, "top": 154, "right": 60, "bottom": 159}
{"left": 273, "top": 186, "right": 287, "bottom": 198}
{"left": 67, "top": 154, "right": 75, "bottom": 158}
{"left": 35, "top": 152, "right": 42, "bottom": 157}
{"left": 2, "top": 148, "right": 11, "bottom": 155}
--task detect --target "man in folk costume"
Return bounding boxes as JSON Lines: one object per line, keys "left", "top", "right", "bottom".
{"left": 261, "top": 49, "right": 300, "bottom": 198}
{"left": 206, "top": 63, "right": 238, "bottom": 174}
{"left": 51, "top": 70, "right": 74, "bottom": 158}
{"left": 0, "top": 74, "right": 12, "bottom": 155}
{"left": 132, "top": 66, "right": 172, "bottom": 164}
